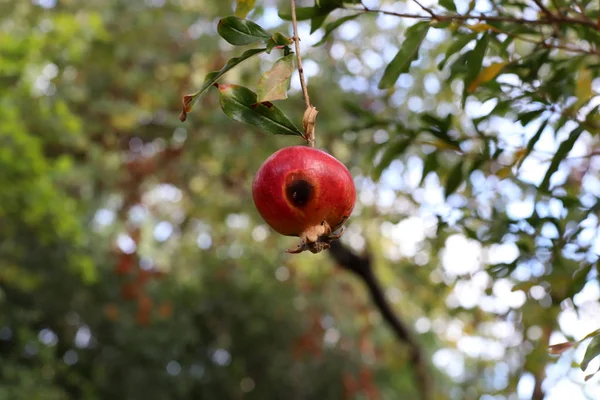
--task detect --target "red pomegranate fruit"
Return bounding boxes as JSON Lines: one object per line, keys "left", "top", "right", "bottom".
{"left": 252, "top": 146, "right": 356, "bottom": 254}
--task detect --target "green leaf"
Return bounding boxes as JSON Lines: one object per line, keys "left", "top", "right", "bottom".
{"left": 316, "top": 0, "right": 348, "bottom": 7}
{"left": 432, "top": 20, "right": 452, "bottom": 29}
{"left": 581, "top": 335, "right": 600, "bottom": 371}
{"left": 492, "top": 146, "right": 504, "bottom": 160}
{"left": 217, "top": 84, "right": 303, "bottom": 136}
{"left": 438, "top": 33, "right": 477, "bottom": 70}
{"left": 234, "top": 0, "right": 256, "bottom": 18}
{"left": 313, "top": 14, "right": 361, "bottom": 47}
{"left": 517, "top": 108, "right": 545, "bottom": 126}
{"left": 421, "top": 113, "right": 460, "bottom": 149}
{"left": 539, "top": 124, "right": 585, "bottom": 193}
{"left": 420, "top": 152, "right": 438, "bottom": 185}
{"left": 468, "top": 153, "right": 487, "bottom": 175}
{"left": 378, "top": 22, "right": 431, "bottom": 89}
{"left": 516, "top": 118, "right": 548, "bottom": 169}
{"left": 266, "top": 32, "right": 293, "bottom": 53}
{"left": 495, "top": 166, "right": 512, "bottom": 180}
{"left": 576, "top": 68, "right": 593, "bottom": 105}
{"left": 511, "top": 281, "right": 536, "bottom": 293}
{"left": 373, "top": 137, "right": 414, "bottom": 180}
{"left": 257, "top": 54, "right": 295, "bottom": 103}
{"left": 217, "top": 16, "right": 271, "bottom": 46}
{"left": 467, "top": 61, "right": 508, "bottom": 93}
{"left": 466, "top": 23, "right": 495, "bottom": 33}
{"left": 554, "top": 113, "right": 570, "bottom": 135}
{"left": 445, "top": 160, "right": 464, "bottom": 198}
{"left": 310, "top": 8, "right": 335, "bottom": 33}
{"left": 180, "top": 48, "right": 266, "bottom": 120}
{"left": 439, "top": 0, "right": 457, "bottom": 11}
{"left": 278, "top": 4, "right": 337, "bottom": 33}
{"left": 448, "top": 51, "right": 471, "bottom": 80}
{"left": 278, "top": 7, "right": 317, "bottom": 21}
{"left": 463, "top": 34, "right": 489, "bottom": 103}
{"left": 568, "top": 263, "right": 593, "bottom": 299}
{"left": 582, "top": 329, "right": 600, "bottom": 341}
{"left": 342, "top": 100, "right": 377, "bottom": 120}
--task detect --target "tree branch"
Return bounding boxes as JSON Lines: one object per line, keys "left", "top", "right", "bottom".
{"left": 290, "top": 0, "right": 318, "bottom": 147}
{"left": 354, "top": 4, "right": 600, "bottom": 30}
{"left": 533, "top": 0, "right": 554, "bottom": 19}
{"left": 532, "top": 326, "right": 552, "bottom": 400}
{"left": 412, "top": 0, "right": 436, "bottom": 19}
{"left": 328, "top": 241, "right": 432, "bottom": 400}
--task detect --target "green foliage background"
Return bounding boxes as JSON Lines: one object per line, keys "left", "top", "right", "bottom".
{"left": 1, "top": 0, "right": 599, "bottom": 399}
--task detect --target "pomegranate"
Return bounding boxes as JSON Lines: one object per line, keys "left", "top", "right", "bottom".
{"left": 252, "top": 146, "right": 356, "bottom": 254}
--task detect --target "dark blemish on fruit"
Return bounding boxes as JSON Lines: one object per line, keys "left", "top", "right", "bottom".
{"left": 286, "top": 179, "right": 313, "bottom": 208}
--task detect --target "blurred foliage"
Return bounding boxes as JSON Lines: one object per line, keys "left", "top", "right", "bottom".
{"left": 1, "top": 0, "right": 600, "bottom": 399}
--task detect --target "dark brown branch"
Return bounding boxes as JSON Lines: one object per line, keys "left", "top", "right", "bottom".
{"left": 328, "top": 241, "right": 432, "bottom": 400}
{"left": 532, "top": 326, "right": 552, "bottom": 400}
{"left": 533, "top": 0, "right": 554, "bottom": 19}
{"left": 573, "top": 1, "right": 593, "bottom": 21}
{"left": 533, "top": 0, "right": 563, "bottom": 39}
{"left": 412, "top": 0, "right": 436, "bottom": 18}
{"left": 532, "top": 375, "right": 544, "bottom": 400}
{"left": 354, "top": 4, "right": 600, "bottom": 31}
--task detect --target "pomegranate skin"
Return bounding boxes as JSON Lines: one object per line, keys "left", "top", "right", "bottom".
{"left": 252, "top": 146, "right": 356, "bottom": 238}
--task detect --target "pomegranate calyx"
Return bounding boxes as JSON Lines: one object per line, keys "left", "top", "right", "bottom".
{"left": 285, "top": 221, "right": 345, "bottom": 254}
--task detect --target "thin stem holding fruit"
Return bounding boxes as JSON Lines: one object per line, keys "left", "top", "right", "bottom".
{"left": 290, "top": 0, "right": 318, "bottom": 147}
{"left": 290, "top": 0, "right": 310, "bottom": 111}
